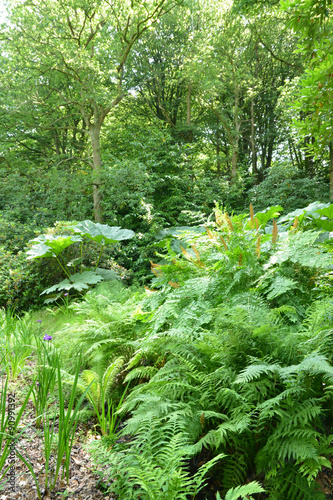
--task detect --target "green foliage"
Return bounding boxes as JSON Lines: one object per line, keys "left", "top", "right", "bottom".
{"left": 0, "top": 215, "right": 42, "bottom": 254}
{"left": 278, "top": 201, "right": 333, "bottom": 233}
{"left": 42, "top": 271, "right": 103, "bottom": 294}
{"left": 89, "top": 422, "right": 226, "bottom": 500}
{"left": 0, "top": 246, "right": 63, "bottom": 311}
{"left": 252, "top": 205, "right": 283, "bottom": 228}
{"left": 26, "top": 220, "right": 134, "bottom": 301}
{"left": 31, "top": 340, "right": 59, "bottom": 428}
{"left": 0, "top": 309, "right": 34, "bottom": 380}
{"left": 249, "top": 165, "right": 328, "bottom": 213}
{"left": 26, "top": 234, "right": 82, "bottom": 259}
{"left": 56, "top": 281, "right": 144, "bottom": 368}
{"left": 87, "top": 204, "right": 333, "bottom": 499}
{"left": 73, "top": 222, "right": 135, "bottom": 245}
{"left": 221, "top": 481, "right": 265, "bottom": 500}
{"left": 63, "top": 356, "right": 125, "bottom": 436}
{"left": 0, "top": 369, "right": 35, "bottom": 486}
{"left": 2, "top": 202, "right": 333, "bottom": 499}
{"left": 281, "top": 0, "right": 333, "bottom": 153}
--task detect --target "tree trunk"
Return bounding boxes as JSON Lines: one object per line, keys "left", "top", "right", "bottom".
{"left": 288, "top": 138, "right": 295, "bottom": 166}
{"left": 186, "top": 83, "right": 193, "bottom": 143}
{"left": 251, "top": 97, "right": 258, "bottom": 183}
{"left": 303, "top": 136, "right": 316, "bottom": 175}
{"left": 230, "top": 85, "right": 240, "bottom": 184}
{"left": 231, "top": 147, "right": 238, "bottom": 182}
{"left": 53, "top": 129, "right": 61, "bottom": 156}
{"left": 216, "top": 128, "right": 221, "bottom": 176}
{"left": 89, "top": 123, "right": 103, "bottom": 223}
{"left": 329, "top": 142, "right": 333, "bottom": 202}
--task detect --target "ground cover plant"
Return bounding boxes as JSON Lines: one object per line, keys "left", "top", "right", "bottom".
{"left": 3, "top": 0, "right": 333, "bottom": 496}
{"left": 86, "top": 203, "right": 333, "bottom": 499}
{"left": 1, "top": 202, "right": 333, "bottom": 499}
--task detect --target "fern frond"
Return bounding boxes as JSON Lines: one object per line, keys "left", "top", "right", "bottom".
{"left": 125, "top": 366, "right": 159, "bottom": 382}
{"left": 101, "top": 356, "right": 124, "bottom": 396}
{"left": 192, "top": 414, "right": 251, "bottom": 454}
{"left": 235, "top": 363, "right": 280, "bottom": 384}
{"left": 221, "top": 480, "right": 265, "bottom": 500}
{"left": 80, "top": 369, "right": 100, "bottom": 407}
{"left": 220, "top": 454, "right": 247, "bottom": 491}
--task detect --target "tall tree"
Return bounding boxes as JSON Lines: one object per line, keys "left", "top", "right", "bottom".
{"left": 1, "top": 0, "right": 184, "bottom": 221}
{"left": 282, "top": 0, "right": 333, "bottom": 198}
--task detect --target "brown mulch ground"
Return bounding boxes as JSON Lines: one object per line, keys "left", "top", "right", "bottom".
{"left": 0, "top": 401, "right": 112, "bottom": 499}
{"left": 1, "top": 366, "right": 113, "bottom": 500}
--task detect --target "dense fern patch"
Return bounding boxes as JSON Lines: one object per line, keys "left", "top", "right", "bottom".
{"left": 83, "top": 205, "right": 333, "bottom": 499}
{"left": 2, "top": 203, "right": 333, "bottom": 499}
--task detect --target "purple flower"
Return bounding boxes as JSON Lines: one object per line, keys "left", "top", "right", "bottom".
{"left": 36, "top": 382, "right": 40, "bottom": 386}
{"left": 43, "top": 334, "right": 52, "bottom": 341}
{"left": 64, "top": 293, "right": 69, "bottom": 297}
{"left": 37, "top": 320, "right": 42, "bottom": 323}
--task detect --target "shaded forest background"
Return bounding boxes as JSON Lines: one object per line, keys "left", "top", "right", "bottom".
{"left": 0, "top": 0, "right": 332, "bottom": 308}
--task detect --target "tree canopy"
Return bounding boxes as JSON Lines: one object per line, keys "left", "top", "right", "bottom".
{"left": 0, "top": 0, "right": 331, "bottom": 225}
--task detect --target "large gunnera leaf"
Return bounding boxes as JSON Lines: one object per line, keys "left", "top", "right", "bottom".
{"left": 41, "top": 271, "right": 103, "bottom": 294}
{"left": 73, "top": 221, "right": 135, "bottom": 245}
{"left": 26, "top": 243, "right": 55, "bottom": 260}
{"left": 94, "top": 268, "right": 119, "bottom": 281}
{"left": 27, "top": 234, "right": 82, "bottom": 259}
{"left": 254, "top": 206, "right": 283, "bottom": 228}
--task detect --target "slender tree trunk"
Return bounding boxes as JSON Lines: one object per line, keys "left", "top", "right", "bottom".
{"left": 266, "top": 139, "right": 274, "bottom": 170}
{"left": 288, "top": 138, "right": 295, "bottom": 166}
{"left": 186, "top": 84, "right": 191, "bottom": 126}
{"left": 186, "top": 83, "right": 193, "bottom": 143}
{"left": 230, "top": 85, "right": 240, "bottom": 184}
{"left": 292, "top": 142, "right": 302, "bottom": 167}
{"left": 53, "top": 129, "right": 61, "bottom": 156}
{"left": 89, "top": 123, "right": 103, "bottom": 223}
{"left": 304, "top": 136, "right": 316, "bottom": 175}
{"left": 329, "top": 142, "right": 333, "bottom": 202}
{"left": 231, "top": 147, "right": 238, "bottom": 182}
{"left": 216, "top": 128, "right": 221, "bottom": 176}
{"left": 251, "top": 97, "right": 258, "bottom": 183}
{"left": 251, "top": 42, "right": 259, "bottom": 184}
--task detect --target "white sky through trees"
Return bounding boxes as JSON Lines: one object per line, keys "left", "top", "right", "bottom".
{"left": 0, "top": 0, "right": 7, "bottom": 23}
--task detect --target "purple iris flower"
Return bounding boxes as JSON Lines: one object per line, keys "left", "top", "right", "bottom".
{"left": 43, "top": 334, "right": 52, "bottom": 341}
{"left": 37, "top": 320, "right": 42, "bottom": 323}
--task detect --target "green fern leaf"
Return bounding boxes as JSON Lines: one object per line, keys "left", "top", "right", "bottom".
{"left": 222, "top": 480, "right": 265, "bottom": 500}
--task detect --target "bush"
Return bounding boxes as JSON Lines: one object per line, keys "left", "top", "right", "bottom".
{"left": 0, "top": 247, "right": 63, "bottom": 311}
{"left": 249, "top": 163, "right": 328, "bottom": 213}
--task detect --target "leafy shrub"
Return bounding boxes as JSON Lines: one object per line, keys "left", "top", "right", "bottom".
{"left": 0, "top": 214, "right": 47, "bottom": 254}
{"left": 0, "top": 247, "right": 63, "bottom": 311}
{"left": 249, "top": 163, "right": 328, "bottom": 213}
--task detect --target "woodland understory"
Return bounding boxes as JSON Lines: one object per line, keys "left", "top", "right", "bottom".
{"left": 1, "top": 0, "right": 333, "bottom": 498}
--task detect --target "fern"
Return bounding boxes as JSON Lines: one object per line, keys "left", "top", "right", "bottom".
{"left": 218, "top": 480, "right": 265, "bottom": 500}
{"left": 266, "top": 275, "right": 298, "bottom": 300}
{"left": 86, "top": 212, "right": 333, "bottom": 500}
{"left": 266, "top": 464, "right": 326, "bottom": 500}
{"left": 220, "top": 455, "right": 248, "bottom": 492}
